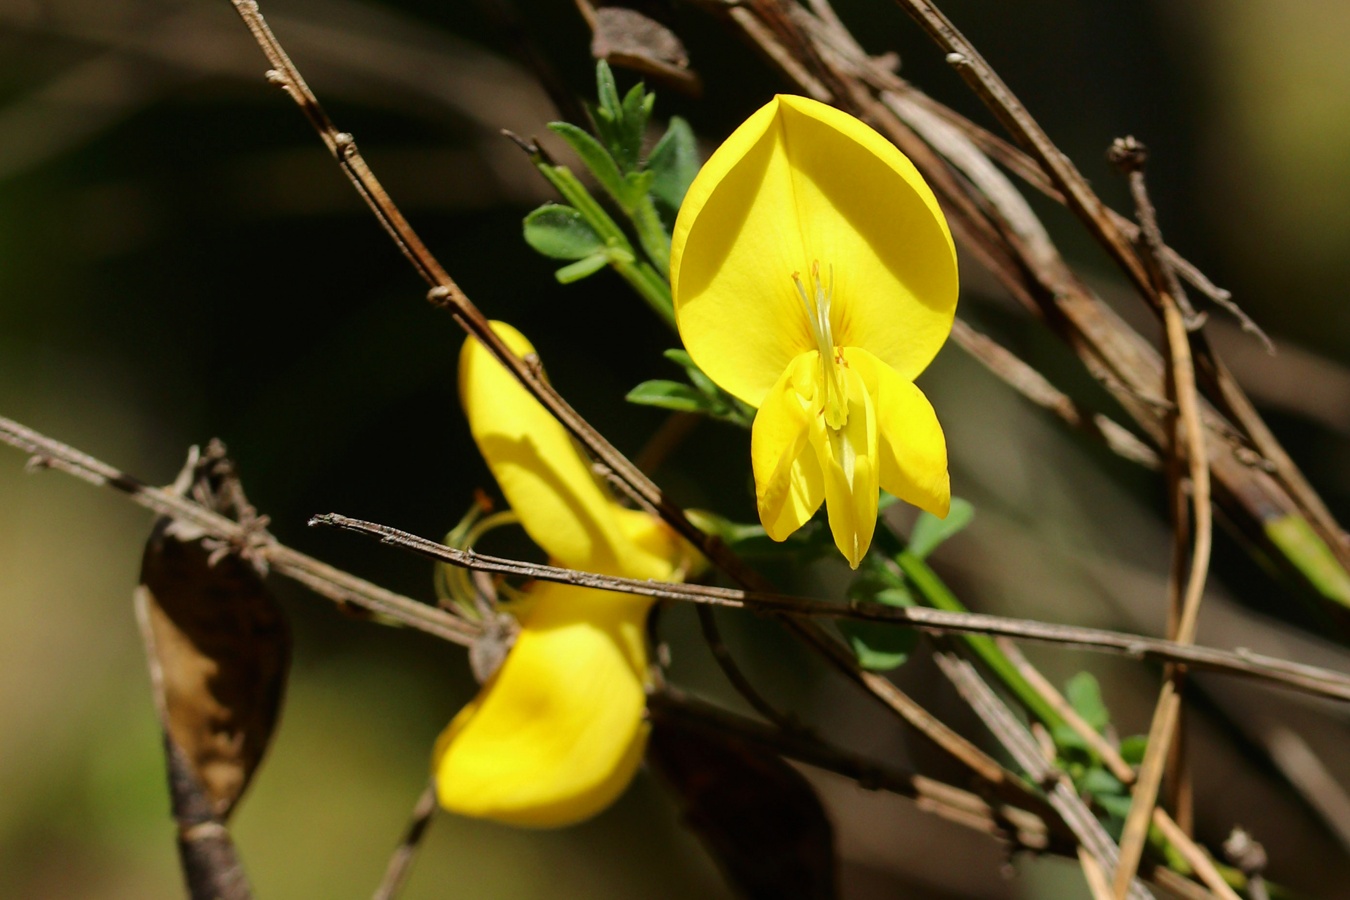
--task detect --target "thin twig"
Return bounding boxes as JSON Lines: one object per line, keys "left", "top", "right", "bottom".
{"left": 1109, "top": 139, "right": 1214, "bottom": 899}
{"left": 993, "top": 639, "right": 1135, "bottom": 784}
{"left": 696, "top": 606, "right": 801, "bottom": 732}
{"left": 930, "top": 648, "right": 1151, "bottom": 899}
{"left": 310, "top": 512, "right": 1350, "bottom": 704}
{"left": 1151, "top": 809, "right": 1240, "bottom": 900}
{"left": 0, "top": 415, "right": 481, "bottom": 648}
{"left": 372, "top": 781, "right": 438, "bottom": 900}
{"left": 951, "top": 320, "right": 1160, "bottom": 470}
{"left": 887, "top": 0, "right": 1153, "bottom": 302}
{"left": 649, "top": 691, "right": 1068, "bottom": 853}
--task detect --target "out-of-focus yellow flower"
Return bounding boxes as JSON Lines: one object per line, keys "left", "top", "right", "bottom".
{"left": 670, "top": 95, "right": 958, "bottom": 568}
{"left": 435, "top": 321, "right": 689, "bottom": 828}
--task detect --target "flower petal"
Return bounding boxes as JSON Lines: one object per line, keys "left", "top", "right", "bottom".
{"left": 460, "top": 321, "right": 675, "bottom": 580}
{"left": 671, "top": 96, "right": 959, "bottom": 407}
{"left": 433, "top": 582, "right": 651, "bottom": 828}
{"left": 774, "top": 96, "right": 958, "bottom": 382}
{"left": 808, "top": 362, "right": 879, "bottom": 568}
{"left": 672, "top": 97, "right": 818, "bottom": 407}
{"left": 751, "top": 352, "right": 825, "bottom": 540}
{"left": 844, "top": 348, "right": 950, "bottom": 518}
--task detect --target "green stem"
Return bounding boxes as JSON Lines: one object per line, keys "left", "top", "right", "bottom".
{"left": 629, "top": 194, "right": 671, "bottom": 277}
{"left": 533, "top": 160, "right": 676, "bottom": 329}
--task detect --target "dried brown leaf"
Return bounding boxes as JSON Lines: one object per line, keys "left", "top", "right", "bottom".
{"left": 590, "top": 5, "right": 701, "bottom": 94}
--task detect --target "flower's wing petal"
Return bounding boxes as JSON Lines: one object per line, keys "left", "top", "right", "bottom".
{"left": 777, "top": 96, "right": 958, "bottom": 382}
{"left": 671, "top": 97, "right": 816, "bottom": 407}
{"left": 845, "top": 348, "right": 950, "bottom": 518}
{"left": 460, "top": 322, "right": 672, "bottom": 580}
{"left": 433, "top": 582, "right": 650, "bottom": 828}
{"left": 751, "top": 352, "right": 826, "bottom": 540}
{"left": 809, "top": 363, "right": 879, "bottom": 568}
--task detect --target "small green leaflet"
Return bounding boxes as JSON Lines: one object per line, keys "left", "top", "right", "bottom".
{"left": 907, "top": 497, "right": 974, "bottom": 559}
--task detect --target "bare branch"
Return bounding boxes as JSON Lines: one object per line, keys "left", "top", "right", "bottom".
{"left": 1109, "top": 139, "right": 1215, "bottom": 897}
{"left": 310, "top": 513, "right": 1350, "bottom": 704}
{"left": 0, "top": 415, "right": 480, "bottom": 648}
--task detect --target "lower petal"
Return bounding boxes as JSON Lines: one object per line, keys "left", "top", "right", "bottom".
{"left": 810, "top": 363, "right": 879, "bottom": 568}
{"left": 433, "top": 582, "right": 651, "bottom": 828}
{"left": 751, "top": 353, "right": 825, "bottom": 541}
{"left": 844, "top": 348, "right": 950, "bottom": 517}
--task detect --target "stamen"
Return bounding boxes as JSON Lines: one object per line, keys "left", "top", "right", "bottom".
{"left": 791, "top": 261, "right": 847, "bottom": 429}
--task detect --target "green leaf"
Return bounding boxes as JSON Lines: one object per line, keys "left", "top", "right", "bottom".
{"left": 648, "top": 116, "right": 700, "bottom": 228}
{"left": 554, "top": 253, "right": 610, "bottom": 284}
{"left": 626, "top": 380, "right": 714, "bottom": 414}
{"left": 548, "top": 122, "right": 632, "bottom": 208}
{"left": 1119, "top": 735, "right": 1148, "bottom": 765}
{"left": 596, "top": 60, "right": 622, "bottom": 122}
{"left": 840, "top": 620, "right": 917, "bottom": 672}
{"left": 1065, "top": 672, "right": 1110, "bottom": 732}
{"left": 589, "top": 62, "right": 650, "bottom": 174}
{"left": 907, "top": 497, "right": 974, "bottom": 559}
{"left": 523, "top": 204, "right": 604, "bottom": 260}
{"left": 1080, "top": 766, "right": 1123, "bottom": 797}
{"left": 1052, "top": 723, "right": 1090, "bottom": 755}
{"left": 663, "top": 348, "right": 695, "bottom": 368}
{"left": 840, "top": 568, "right": 919, "bottom": 672}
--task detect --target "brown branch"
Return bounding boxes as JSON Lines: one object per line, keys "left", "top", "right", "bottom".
{"left": 886, "top": 0, "right": 1152, "bottom": 302}
{"left": 0, "top": 415, "right": 481, "bottom": 648}
{"left": 951, "top": 319, "right": 1160, "bottom": 470}
{"left": 993, "top": 638, "right": 1135, "bottom": 785}
{"left": 930, "top": 648, "right": 1151, "bottom": 899}
{"left": 1109, "top": 140, "right": 1214, "bottom": 898}
{"left": 309, "top": 513, "right": 1350, "bottom": 704}
{"left": 372, "top": 781, "right": 437, "bottom": 900}
{"left": 696, "top": 606, "right": 802, "bottom": 732}
{"left": 649, "top": 691, "right": 1069, "bottom": 854}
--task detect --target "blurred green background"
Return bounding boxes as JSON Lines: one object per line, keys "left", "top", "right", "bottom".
{"left": 3, "top": 0, "right": 1350, "bottom": 896}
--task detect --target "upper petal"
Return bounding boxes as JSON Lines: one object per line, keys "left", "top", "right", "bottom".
{"left": 671, "top": 96, "right": 959, "bottom": 407}
{"left": 844, "top": 347, "right": 950, "bottom": 517}
{"left": 775, "top": 97, "right": 958, "bottom": 382}
{"left": 433, "top": 582, "right": 651, "bottom": 828}
{"left": 672, "top": 97, "right": 820, "bottom": 407}
{"left": 460, "top": 321, "right": 676, "bottom": 580}
{"left": 751, "top": 352, "right": 826, "bottom": 540}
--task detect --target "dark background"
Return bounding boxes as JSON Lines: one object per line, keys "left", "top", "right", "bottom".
{"left": 2, "top": 0, "right": 1349, "bottom": 896}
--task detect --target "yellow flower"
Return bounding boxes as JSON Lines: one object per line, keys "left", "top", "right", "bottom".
{"left": 670, "top": 95, "right": 958, "bottom": 568}
{"left": 434, "top": 321, "right": 688, "bottom": 827}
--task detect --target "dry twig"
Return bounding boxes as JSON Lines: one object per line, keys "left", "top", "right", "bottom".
{"left": 1108, "top": 138, "right": 1214, "bottom": 898}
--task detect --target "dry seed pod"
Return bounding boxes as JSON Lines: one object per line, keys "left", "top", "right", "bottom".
{"left": 135, "top": 444, "right": 290, "bottom": 824}
{"left": 136, "top": 522, "right": 289, "bottom": 820}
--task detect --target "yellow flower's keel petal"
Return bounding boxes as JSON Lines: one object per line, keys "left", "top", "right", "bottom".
{"left": 752, "top": 353, "right": 825, "bottom": 540}
{"left": 772, "top": 96, "right": 958, "bottom": 382}
{"left": 459, "top": 322, "right": 674, "bottom": 580}
{"left": 671, "top": 100, "right": 822, "bottom": 407}
{"left": 809, "top": 363, "right": 879, "bottom": 568}
{"left": 433, "top": 582, "right": 651, "bottom": 828}
{"left": 845, "top": 348, "right": 950, "bottom": 518}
